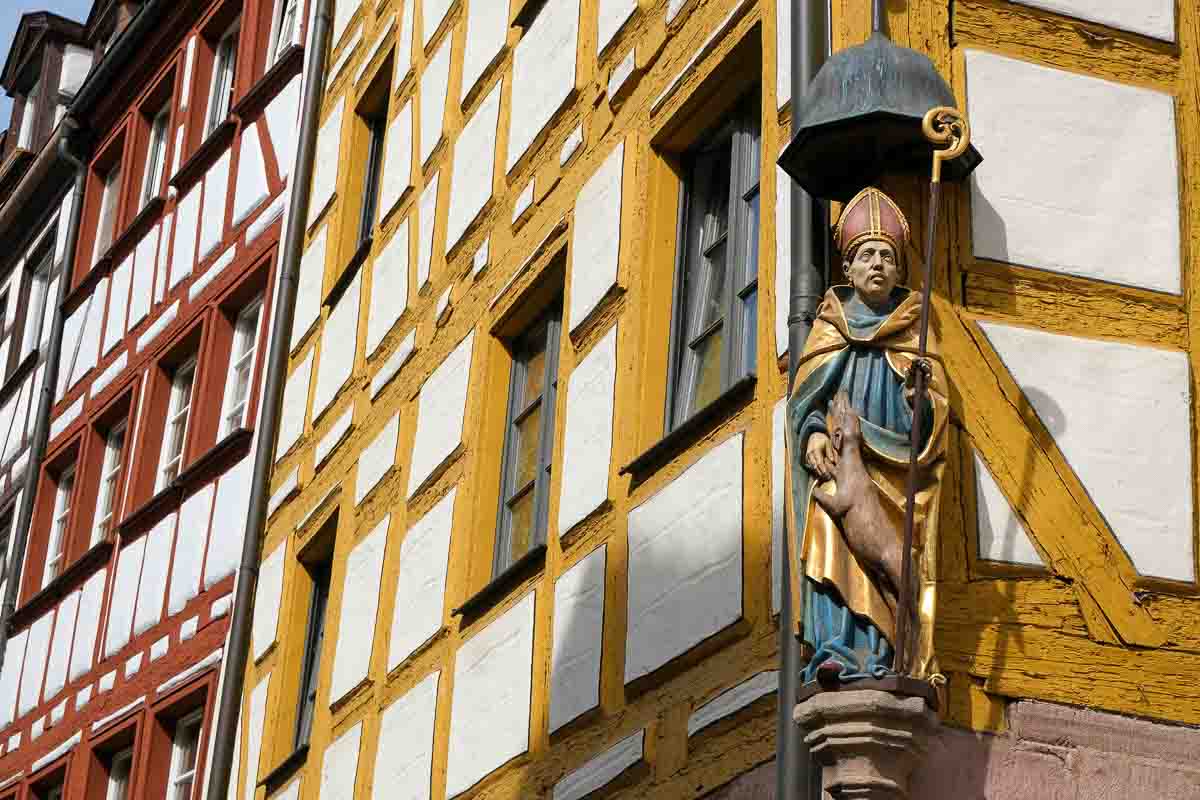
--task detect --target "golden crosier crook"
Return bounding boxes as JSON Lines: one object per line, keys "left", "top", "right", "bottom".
{"left": 923, "top": 106, "right": 971, "bottom": 184}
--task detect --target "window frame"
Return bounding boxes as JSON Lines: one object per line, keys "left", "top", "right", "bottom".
{"left": 105, "top": 745, "right": 134, "bottom": 800}
{"left": 43, "top": 463, "right": 76, "bottom": 588}
{"left": 92, "top": 421, "right": 129, "bottom": 546}
{"left": 93, "top": 160, "right": 125, "bottom": 264}
{"left": 493, "top": 305, "right": 562, "bottom": 577}
{"left": 17, "top": 77, "right": 40, "bottom": 150}
{"left": 140, "top": 103, "right": 172, "bottom": 209}
{"left": 219, "top": 295, "right": 265, "bottom": 437}
{"left": 357, "top": 110, "right": 387, "bottom": 246}
{"left": 20, "top": 239, "right": 54, "bottom": 362}
{"left": 665, "top": 95, "right": 761, "bottom": 433}
{"left": 204, "top": 21, "right": 241, "bottom": 139}
{"left": 267, "top": 0, "right": 302, "bottom": 67}
{"left": 294, "top": 557, "right": 331, "bottom": 749}
{"left": 167, "top": 709, "right": 204, "bottom": 800}
{"left": 157, "top": 356, "right": 198, "bottom": 491}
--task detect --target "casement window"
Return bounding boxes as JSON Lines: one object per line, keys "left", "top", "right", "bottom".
{"left": 140, "top": 104, "right": 171, "bottom": 208}
{"left": 158, "top": 358, "right": 197, "bottom": 490}
{"left": 21, "top": 242, "right": 54, "bottom": 361}
{"left": 44, "top": 464, "right": 76, "bottom": 587}
{"left": 494, "top": 306, "right": 562, "bottom": 575}
{"left": 92, "top": 422, "right": 128, "bottom": 545}
{"left": 94, "top": 163, "right": 124, "bottom": 262}
{"left": 106, "top": 746, "right": 134, "bottom": 800}
{"left": 17, "top": 80, "right": 39, "bottom": 150}
{"left": 667, "top": 96, "right": 761, "bottom": 430}
{"left": 295, "top": 558, "right": 331, "bottom": 749}
{"left": 205, "top": 22, "right": 240, "bottom": 138}
{"left": 358, "top": 110, "right": 387, "bottom": 245}
{"left": 220, "top": 296, "right": 264, "bottom": 436}
{"left": 269, "top": 0, "right": 301, "bottom": 66}
{"left": 167, "top": 710, "right": 203, "bottom": 800}
{"left": 39, "top": 781, "right": 64, "bottom": 800}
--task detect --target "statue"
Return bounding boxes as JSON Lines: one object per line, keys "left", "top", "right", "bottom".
{"left": 786, "top": 186, "right": 948, "bottom": 685}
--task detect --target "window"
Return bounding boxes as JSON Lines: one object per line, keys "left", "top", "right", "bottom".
{"left": 205, "top": 23, "right": 239, "bottom": 138}
{"left": 295, "top": 558, "right": 331, "bottom": 749}
{"left": 22, "top": 244, "right": 53, "bottom": 360}
{"left": 106, "top": 747, "right": 134, "bottom": 800}
{"left": 94, "top": 163, "right": 124, "bottom": 262}
{"left": 39, "top": 781, "right": 64, "bottom": 800}
{"left": 44, "top": 465, "right": 75, "bottom": 587}
{"left": 270, "top": 0, "right": 301, "bottom": 65}
{"left": 667, "top": 96, "right": 760, "bottom": 430}
{"left": 167, "top": 711, "right": 203, "bottom": 800}
{"left": 17, "top": 80, "right": 39, "bottom": 149}
{"left": 92, "top": 423, "right": 128, "bottom": 544}
{"left": 141, "top": 105, "right": 171, "bottom": 208}
{"left": 358, "top": 110, "right": 386, "bottom": 245}
{"left": 495, "top": 306, "right": 562, "bottom": 575}
{"left": 0, "top": 503, "right": 14, "bottom": 587}
{"left": 158, "top": 358, "right": 197, "bottom": 489}
{"left": 221, "top": 296, "right": 264, "bottom": 436}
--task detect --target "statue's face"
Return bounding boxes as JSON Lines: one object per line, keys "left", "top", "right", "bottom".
{"left": 845, "top": 238, "right": 902, "bottom": 306}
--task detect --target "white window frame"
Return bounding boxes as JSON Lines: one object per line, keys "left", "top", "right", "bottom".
{"left": 106, "top": 746, "right": 134, "bottom": 800}
{"left": 268, "top": 0, "right": 301, "bottom": 67}
{"left": 44, "top": 464, "right": 75, "bottom": 587}
{"left": 168, "top": 710, "right": 204, "bottom": 800}
{"left": 204, "top": 22, "right": 240, "bottom": 138}
{"left": 93, "top": 162, "right": 124, "bottom": 263}
{"left": 220, "top": 295, "right": 264, "bottom": 437}
{"left": 92, "top": 422, "right": 128, "bottom": 545}
{"left": 17, "top": 79, "right": 39, "bottom": 149}
{"left": 158, "top": 358, "right": 197, "bottom": 491}
{"left": 140, "top": 104, "right": 171, "bottom": 208}
{"left": 21, "top": 245, "right": 53, "bottom": 360}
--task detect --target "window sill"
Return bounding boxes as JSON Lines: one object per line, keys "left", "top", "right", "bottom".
{"left": 452, "top": 543, "right": 547, "bottom": 623}
{"left": 170, "top": 119, "right": 237, "bottom": 192}
{"left": 11, "top": 539, "right": 114, "bottom": 630}
{"left": 107, "top": 194, "right": 165, "bottom": 260}
{"left": 119, "top": 481, "right": 182, "bottom": 539}
{"left": 260, "top": 744, "right": 308, "bottom": 796}
{"left": 232, "top": 44, "right": 304, "bottom": 121}
{"left": 175, "top": 427, "right": 254, "bottom": 489}
{"left": 620, "top": 373, "right": 756, "bottom": 480}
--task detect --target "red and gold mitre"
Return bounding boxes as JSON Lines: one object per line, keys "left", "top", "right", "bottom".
{"left": 834, "top": 186, "right": 911, "bottom": 257}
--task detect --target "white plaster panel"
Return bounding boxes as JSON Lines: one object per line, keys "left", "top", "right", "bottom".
{"left": 560, "top": 124, "right": 584, "bottom": 166}
{"left": 980, "top": 320, "right": 1193, "bottom": 581}
{"left": 354, "top": 16, "right": 396, "bottom": 87}
{"left": 292, "top": 226, "right": 328, "bottom": 347}
{"left": 103, "top": 255, "right": 131, "bottom": 354}
{"left": 0, "top": 630, "right": 27, "bottom": 727}
{"left": 461, "top": 0, "right": 507, "bottom": 101}
{"left": 308, "top": 98, "right": 347, "bottom": 226}
{"left": 320, "top": 721, "right": 362, "bottom": 799}
{"left": 205, "top": 455, "right": 253, "bottom": 589}
{"left": 59, "top": 44, "right": 93, "bottom": 97}
{"left": 105, "top": 537, "right": 146, "bottom": 658}
{"left": 553, "top": 730, "right": 643, "bottom": 800}
{"left": 75, "top": 277, "right": 106, "bottom": 380}
{"left": 416, "top": 172, "right": 439, "bottom": 289}
{"left": 68, "top": 569, "right": 106, "bottom": 682}
{"left": 317, "top": 405, "right": 353, "bottom": 469}
{"left": 171, "top": 186, "right": 201, "bottom": 289}
{"left": 776, "top": 0, "right": 791, "bottom": 109}
{"left": 598, "top": 0, "right": 636, "bottom": 54}
{"left": 1014, "top": 0, "right": 1174, "bottom": 41}
{"left": 18, "top": 611, "right": 53, "bottom": 715}
{"left": 775, "top": 166, "right": 791, "bottom": 356}
{"left": 966, "top": 50, "right": 1181, "bottom": 294}
{"left": 268, "top": 468, "right": 298, "bottom": 517}
{"left": 133, "top": 513, "right": 176, "bottom": 636}
{"left": 43, "top": 591, "right": 79, "bottom": 701}
{"left": 150, "top": 636, "right": 168, "bottom": 661}
{"left": 330, "top": 517, "right": 388, "bottom": 703}
{"left": 445, "top": 591, "right": 535, "bottom": 798}
{"left": 380, "top": 100, "right": 414, "bottom": 221}
{"left": 557, "top": 325, "right": 616, "bottom": 536}
{"left": 312, "top": 270, "right": 362, "bottom": 420}
{"left": 170, "top": 485, "right": 214, "bottom": 616}
{"left": 407, "top": 332, "right": 473, "bottom": 495}
{"left": 395, "top": 0, "right": 415, "bottom": 83}
{"left": 625, "top": 433, "right": 744, "bottom": 683}
{"left": 198, "top": 149, "right": 231, "bottom": 261}
{"left": 507, "top": 0, "right": 579, "bottom": 169}
{"left": 331, "top": 0, "right": 358, "bottom": 47}
{"left": 367, "top": 219, "right": 410, "bottom": 357}
{"left": 687, "top": 670, "right": 779, "bottom": 736}
{"left": 371, "top": 329, "right": 417, "bottom": 397}
{"left": 242, "top": 674, "right": 271, "bottom": 800}
{"left": 974, "top": 451, "right": 1044, "bottom": 566}
{"left": 128, "top": 225, "right": 158, "bottom": 330}
{"left": 512, "top": 179, "right": 534, "bottom": 224}
{"left": 771, "top": 398, "right": 785, "bottom": 615}
{"left": 265, "top": 74, "right": 303, "bottom": 180}
{"left": 329, "top": 26, "right": 363, "bottom": 83}
{"left": 356, "top": 414, "right": 400, "bottom": 504}
{"left": 373, "top": 670, "right": 439, "bottom": 800}
{"left": 388, "top": 489, "right": 455, "bottom": 668}
{"left": 549, "top": 545, "right": 606, "bottom": 732}
{"left": 607, "top": 47, "right": 636, "bottom": 98}
{"left": 568, "top": 140, "right": 623, "bottom": 331}
{"left": 277, "top": 349, "right": 314, "bottom": 459}
{"left": 233, "top": 122, "right": 270, "bottom": 226}
{"left": 424, "top": 0, "right": 453, "bottom": 44}
{"left": 420, "top": 36, "right": 452, "bottom": 165}
{"left": 447, "top": 81, "right": 501, "bottom": 252}
{"left": 252, "top": 545, "right": 286, "bottom": 661}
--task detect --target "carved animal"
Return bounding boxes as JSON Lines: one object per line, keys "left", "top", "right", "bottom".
{"left": 811, "top": 391, "right": 905, "bottom": 606}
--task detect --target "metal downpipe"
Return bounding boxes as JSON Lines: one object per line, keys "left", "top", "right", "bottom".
{"left": 204, "top": 1, "right": 333, "bottom": 797}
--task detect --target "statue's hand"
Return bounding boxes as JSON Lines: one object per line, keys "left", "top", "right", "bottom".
{"left": 805, "top": 432, "right": 838, "bottom": 481}
{"left": 904, "top": 358, "right": 933, "bottom": 407}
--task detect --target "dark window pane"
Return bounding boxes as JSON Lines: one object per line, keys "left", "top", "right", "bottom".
{"left": 514, "top": 402, "right": 543, "bottom": 489}
{"left": 744, "top": 187, "right": 760, "bottom": 286}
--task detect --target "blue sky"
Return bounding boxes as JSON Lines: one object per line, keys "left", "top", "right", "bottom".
{"left": 0, "top": 1, "right": 94, "bottom": 127}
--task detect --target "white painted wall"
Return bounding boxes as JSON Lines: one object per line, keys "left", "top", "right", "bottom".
{"left": 312, "top": 270, "right": 362, "bottom": 420}
{"left": 356, "top": 414, "right": 400, "bottom": 504}
{"left": 197, "top": 150, "right": 231, "bottom": 260}
{"left": 372, "top": 671, "right": 440, "bottom": 800}
{"left": 128, "top": 225, "right": 157, "bottom": 330}
{"left": 774, "top": 167, "right": 791, "bottom": 357}
{"left": 424, "top": 0, "right": 453, "bottom": 45}
{"left": 553, "top": 730, "right": 643, "bottom": 800}
{"left": 205, "top": 455, "right": 254, "bottom": 589}
{"left": 42, "top": 591, "right": 79, "bottom": 702}
{"left": 507, "top": 0, "right": 580, "bottom": 170}
{"left": 445, "top": 591, "right": 535, "bottom": 798}
{"left": 461, "top": 0, "right": 507, "bottom": 100}
{"left": 308, "top": 99, "right": 346, "bottom": 226}
{"left": 329, "top": 517, "right": 388, "bottom": 703}
{"left": 252, "top": 544, "right": 286, "bottom": 661}
{"left": 395, "top": 0, "right": 415, "bottom": 84}
{"left": 416, "top": 173, "right": 439, "bottom": 291}
{"left": 980, "top": 320, "right": 1193, "bottom": 581}
{"left": 625, "top": 434, "right": 744, "bottom": 683}
{"left": 0, "top": 630, "right": 27, "bottom": 727}
{"left": 68, "top": 569, "right": 106, "bottom": 682}
{"left": 379, "top": 100, "right": 414, "bottom": 222}
{"left": 292, "top": 226, "right": 328, "bottom": 347}
{"left": 315, "top": 406, "right": 354, "bottom": 469}
{"left": 597, "top": 0, "right": 637, "bottom": 55}
{"left": 277, "top": 349, "right": 314, "bottom": 460}
{"left": 974, "top": 451, "right": 1043, "bottom": 566}
{"left": 557, "top": 325, "right": 617, "bottom": 535}
{"left": 265, "top": 74, "right": 303, "bottom": 181}
{"left": 1013, "top": 0, "right": 1174, "bottom": 41}
{"left": 420, "top": 36, "right": 453, "bottom": 166}
{"left": 233, "top": 122, "right": 270, "bottom": 226}
{"left": 169, "top": 485, "right": 214, "bottom": 615}
{"left": 366, "top": 219, "right": 410, "bottom": 357}
{"left": 133, "top": 513, "right": 177, "bottom": 636}
{"left": 568, "top": 141, "right": 623, "bottom": 331}
{"left": 171, "top": 186, "right": 201, "bottom": 288}
{"left": 242, "top": 674, "right": 272, "bottom": 800}
{"left": 408, "top": 332, "right": 473, "bottom": 496}
{"left": 18, "top": 611, "right": 53, "bottom": 716}
{"left": 105, "top": 537, "right": 146, "bottom": 658}
{"left": 320, "top": 720, "right": 363, "bottom": 799}
{"left": 389, "top": 489, "right": 455, "bottom": 669}
{"left": 687, "top": 671, "right": 779, "bottom": 735}
{"left": 446, "top": 81, "right": 502, "bottom": 252}
{"left": 771, "top": 398, "right": 785, "bottom": 615}
{"left": 549, "top": 545, "right": 606, "bottom": 732}
{"left": 103, "top": 256, "right": 131, "bottom": 354}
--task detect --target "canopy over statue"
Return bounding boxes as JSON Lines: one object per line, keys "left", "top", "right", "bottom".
{"left": 786, "top": 186, "right": 948, "bottom": 685}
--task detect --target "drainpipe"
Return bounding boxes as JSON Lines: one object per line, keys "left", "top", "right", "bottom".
{"left": 778, "top": 1, "right": 830, "bottom": 799}
{"left": 0, "top": 118, "right": 87, "bottom": 668}
{"left": 204, "top": 1, "right": 332, "bottom": 797}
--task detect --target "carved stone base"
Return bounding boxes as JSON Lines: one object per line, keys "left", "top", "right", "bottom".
{"left": 794, "top": 689, "right": 938, "bottom": 800}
